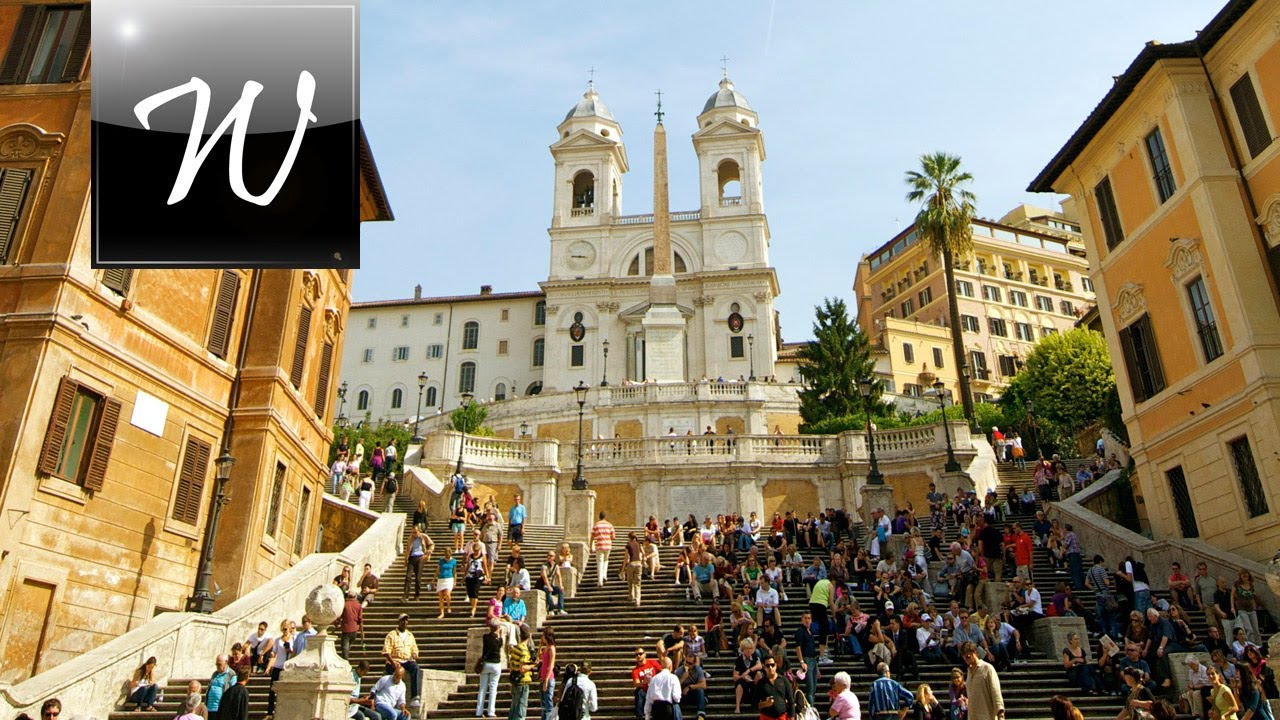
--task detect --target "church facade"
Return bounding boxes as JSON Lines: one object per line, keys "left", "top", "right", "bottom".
{"left": 341, "top": 77, "right": 792, "bottom": 422}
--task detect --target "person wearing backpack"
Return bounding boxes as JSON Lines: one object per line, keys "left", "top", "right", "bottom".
{"left": 570, "top": 662, "right": 599, "bottom": 720}
{"left": 1122, "top": 556, "right": 1152, "bottom": 613}
{"left": 557, "top": 664, "right": 591, "bottom": 720}
{"left": 451, "top": 473, "right": 467, "bottom": 512}
{"left": 381, "top": 473, "right": 398, "bottom": 514}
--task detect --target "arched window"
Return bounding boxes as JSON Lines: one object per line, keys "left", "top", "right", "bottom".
{"left": 534, "top": 301, "right": 546, "bottom": 326}
{"left": 356, "top": 389, "right": 370, "bottom": 411}
{"left": 494, "top": 383, "right": 507, "bottom": 401}
{"left": 525, "top": 381, "right": 543, "bottom": 396}
{"left": 390, "top": 388, "right": 403, "bottom": 409}
{"left": 462, "top": 321, "right": 479, "bottom": 350}
{"left": 626, "top": 247, "right": 688, "bottom": 276}
{"left": 718, "top": 159, "right": 742, "bottom": 203}
{"left": 459, "top": 361, "right": 476, "bottom": 393}
{"left": 572, "top": 170, "right": 595, "bottom": 209}
{"left": 425, "top": 386, "right": 437, "bottom": 408}
{"left": 532, "top": 338, "right": 545, "bottom": 367}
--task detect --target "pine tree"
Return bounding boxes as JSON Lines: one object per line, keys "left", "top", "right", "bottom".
{"left": 796, "top": 297, "right": 880, "bottom": 426}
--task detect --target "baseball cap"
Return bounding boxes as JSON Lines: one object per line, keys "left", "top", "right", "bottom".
{"left": 884, "top": 601, "right": 895, "bottom": 611}
{"left": 397, "top": 613, "right": 410, "bottom": 621}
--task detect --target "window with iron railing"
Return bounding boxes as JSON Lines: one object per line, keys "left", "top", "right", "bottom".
{"left": 1146, "top": 127, "right": 1177, "bottom": 203}
{"left": 1228, "top": 436, "right": 1269, "bottom": 518}
{"left": 1186, "top": 276, "right": 1223, "bottom": 363}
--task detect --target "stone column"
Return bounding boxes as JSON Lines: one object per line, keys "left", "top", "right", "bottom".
{"left": 275, "top": 586, "right": 355, "bottom": 720}
{"left": 562, "top": 565, "right": 580, "bottom": 599}
{"left": 527, "top": 476, "right": 558, "bottom": 526}
{"left": 563, "top": 489, "right": 597, "bottom": 544}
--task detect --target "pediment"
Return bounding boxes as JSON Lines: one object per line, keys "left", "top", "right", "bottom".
{"left": 693, "top": 119, "right": 760, "bottom": 139}
{"left": 552, "top": 129, "right": 618, "bottom": 149}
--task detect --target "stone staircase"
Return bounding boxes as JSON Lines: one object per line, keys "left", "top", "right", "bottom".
{"left": 107, "top": 463, "right": 1214, "bottom": 720}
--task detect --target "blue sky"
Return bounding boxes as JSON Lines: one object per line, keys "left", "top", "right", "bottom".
{"left": 358, "top": 1, "right": 1219, "bottom": 341}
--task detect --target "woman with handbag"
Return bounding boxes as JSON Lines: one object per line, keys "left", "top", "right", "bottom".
{"left": 1118, "top": 667, "right": 1156, "bottom": 720}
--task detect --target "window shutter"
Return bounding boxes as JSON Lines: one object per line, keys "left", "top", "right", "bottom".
{"left": 0, "top": 167, "right": 32, "bottom": 263}
{"left": 38, "top": 376, "right": 79, "bottom": 475}
{"left": 58, "top": 5, "right": 90, "bottom": 83}
{"left": 208, "top": 270, "right": 241, "bottom": 359}
{"left": 290, "top": 306, "right": 312, "bottom": 388}
{"left": 172, "top": 436, "right": 212, "bottom": 525}
{"left": 82, "top": 397, "right": 122, "bottom": 492}
{"left": 1117, "top": 325, "right": 1146, "bottom": 402}
{"left": 1140, "top": 316, "right": 1166, "bottom": 395}
{"left": 102, "top": 268, "right": 134, "bottom": 295}
{"left": 1231, "top": 74, "right": 1273, "bottom": 159}
{"left": 313, "top": 340, "right": 333, "bottom": 417}
{"left": 0, "top": 6, "right": 40, "bottom": 85}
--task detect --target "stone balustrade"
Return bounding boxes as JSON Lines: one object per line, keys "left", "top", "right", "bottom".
{"left": 0, "top": 514, "right": 406, "bottom": 720}
{"left": 415, "top": 422, "right": 976, "bottom": 476}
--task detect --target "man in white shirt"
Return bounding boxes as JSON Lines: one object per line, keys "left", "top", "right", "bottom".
{"left": 371, "top": 666, "right": 409, "bottom": 720}
{"left": 569, "top": 662, "right": 599, "bottom": 720}
{"left": 755, "top": 578, "right": 781, "bottom": 627}
{"left": 783, "top": 546, "right": 804, "bottom": 587}
{"left": 643, "top": 657, "right": 681, "bottom": 720}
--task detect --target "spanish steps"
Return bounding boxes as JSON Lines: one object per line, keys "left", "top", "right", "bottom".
{"left": 107, "top": 460, "right": 1226, "bottom": 720}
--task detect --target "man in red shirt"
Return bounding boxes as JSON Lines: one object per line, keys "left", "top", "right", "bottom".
{"left": 631, "top": 647, "right": 663, "bottom": 719}
{"left": 339, "top": 588, "right": 363, "bottom": 660}
{"left": 1011, "top": 523, "right": 1034, "bottom": 581}
{"left": 592, "top": 512, "right": 616, "bottom": 588}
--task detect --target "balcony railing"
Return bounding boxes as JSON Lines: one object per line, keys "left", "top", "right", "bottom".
{"left": 616, "top": 210, "right": 702, "bottom": 225}
{"left": 1004, "top": 271, "right": 1023, "bottom": 281}
{"left": 1056, "top": 280, "right": 1074, "bottom": 291}
{"left": 720, "top": 196, "right": 743, "bottom": 207}
{"left": 570, "top": 206, "right": 594, "bottom": 217}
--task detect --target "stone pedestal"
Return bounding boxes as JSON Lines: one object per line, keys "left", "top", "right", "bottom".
{"left": 562, "top": 565, "right": 579, "bottom": 600}
{"left": 466, "top": 627, "right": 508, "bottom": 671}
{"left": 1169, "top": 653, "right": 1212, "bottom": 697}
{"left": 859, "top": 484, "right": 896, "bottom": 527}
{"left": 938, "top": 470, "right": 974, "bottom": 500}
{"left": 1270, "top": 629, "right": 1280, "bottom": 660}
{"left": 276, "top": 586, "right": 355, "bottom": 720}
{"left": 526, "top": 587, "right": 548, "bottom": 630}
{"left": 1029, "top": 616, "right": 1089, "bottom": 661}
{"left": 982, "top": 581, "right": 1011, "bottom": 613}
{"left": 563, "top": 489, "right": 597, "bottom": 545}
{"left": 641, "top": 300, "right": 687, "bottom": 383}
{"left": 568, "top": 542, "right": 589, "bottom": 595}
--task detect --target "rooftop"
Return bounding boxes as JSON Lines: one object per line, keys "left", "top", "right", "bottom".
{"left": 1027, "top": 0, "right": 1253, "bottom": 192}
{"left": 352, "top": 288, "right": 544, "bottom": 309}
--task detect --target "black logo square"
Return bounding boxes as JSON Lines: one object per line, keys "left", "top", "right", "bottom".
{"left": 92, "top": 0, "right": 360, "bottom": 268}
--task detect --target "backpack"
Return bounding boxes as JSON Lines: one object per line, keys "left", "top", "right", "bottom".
{"left": 453, "top": 475, "right": 467, "bottom": 494}
{"left": 1133, "top": 560, "right": 1150, "bottom": 585}
{"left": 558, "top": 676, "right": 585, "bottom": 720}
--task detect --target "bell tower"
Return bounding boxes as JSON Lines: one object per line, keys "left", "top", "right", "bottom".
{"left": 694, "top": 75, "right": 765, "bottom": 219}
{"left": 550, "top": 85, "right": 628, "bottom": 229}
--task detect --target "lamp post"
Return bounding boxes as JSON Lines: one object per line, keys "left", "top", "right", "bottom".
{"left": 857, "top": 378, "right": 884, "bottom": 485}
{"left": 1025, "top": 398, "right": 1039, "bottom": 460}
{"left": 573, "top": 381, "right": 589, "bottom": 490}
{"left": 933, "top": 379, "right": 961, "bottom": 472}
{"left": 186, "top": 450, "right": 236, "bottom": 613}
{"left": 747, "top": 334, "right": 756, "bottom": 381}
{"left": 601, "top": 339, "right": 610, "bottom": 387}
{"left": 411, "top": 372, "right": 428, "bottom": 443}
{"left": 455, "top": 391, "right": 474, "bottom": 476}
{"left": 520, "top": 421, "right": 530, "bottom": 439}
{"left": 336, "top": 382, "right": 348, "bottom": 427}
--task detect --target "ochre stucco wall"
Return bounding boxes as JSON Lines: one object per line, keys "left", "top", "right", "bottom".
{"left": 762, "top": 479, "right": 819, "bottom": 520}
{"left": 592, "top": 482, "right": 636, "bottom": 527}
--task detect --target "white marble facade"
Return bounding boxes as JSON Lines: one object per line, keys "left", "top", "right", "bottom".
{"left": 340, "top": 77, "right": 782, "bottom": 420}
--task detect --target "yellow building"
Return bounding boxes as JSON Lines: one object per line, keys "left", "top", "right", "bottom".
{"left": 1030, "top": 0, "right": 1280, "bottom": 561}
{"left": 852, "top": 210, "right": 1096, "bottom": 404}
{"left": 0, "top": 2, "right": 392, "bottom": 682}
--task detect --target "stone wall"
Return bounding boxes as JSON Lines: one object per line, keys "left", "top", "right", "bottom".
{"left": 1049, "top": 470, "right": 1278, "bottom": 617}
{"left": 591, "top": 482, "right": 637, "bottom": 527}
{"left": 762, "top": 479, "right": 820, "bottom": 520}
{"left": 0, "top": 514, "right": 404, "bottom": 720}
{"left": 318, "top": 496, "right": 379, "bottom": 553}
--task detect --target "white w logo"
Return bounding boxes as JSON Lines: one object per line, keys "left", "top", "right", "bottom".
{"left": 134, "top": 71, "right": 317, "bottom": 207}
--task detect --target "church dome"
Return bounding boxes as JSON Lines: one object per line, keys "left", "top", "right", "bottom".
{"left": 702, "top": 77, "right": 752, "bottom": 114}
{"left": 564, "top": 88, "right": 614, "bottom": 122}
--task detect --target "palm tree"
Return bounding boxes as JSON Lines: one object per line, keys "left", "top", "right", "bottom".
{"left": 905, "top": 152, "right": 977, "bottom": 426}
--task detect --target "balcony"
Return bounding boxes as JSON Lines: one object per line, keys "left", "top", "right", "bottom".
{"left": 570, "top": 206, "right": 594, "bottom": 218}
{"left": 616, "top": 210, "right": 702, "bottom": 225}
{"left": 1032, "top": 277, "right": 1048, "bottom": 287}
{"left": 1056, "top": 280, "right": 1074, "bottom": 291}
{"left": 1004, "top": 271, "right": 1023, "bottom": 281}
{"left": 719, "top": 196, "right": 743, "bottom": 207}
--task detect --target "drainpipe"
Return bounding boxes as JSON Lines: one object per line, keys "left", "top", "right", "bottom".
{"left": 1194, "top": 33, "right": 1280, "bottom": 306}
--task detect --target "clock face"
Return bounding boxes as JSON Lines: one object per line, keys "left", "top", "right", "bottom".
{"left": 566, "top": 241, "right": 596, "bottom": 271}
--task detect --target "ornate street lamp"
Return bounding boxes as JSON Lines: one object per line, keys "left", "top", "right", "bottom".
{"left": 455, "top": 391, "right": 474, "bottom": 476}
{"left": 520, "top": 421, "right": 530, "bottom": 439}
{"left": 748, "top": 334, "right": 756, "bottom": 381}
{"left": 933, "top": 379, "right": 961, "bottom": 472}
{"left": 336, "top": 382, "right": 349, "bottom": 427}
{"left": 857, "top": 378, "right": 884, "bottom": 485}
{"left": 411, "top": 372, "right": 428, "bottom": 443}
{"left": 186, "top": 450, "right": 236, "bottom": 613}
{"left": 601, "top": 339, "right": 610, "bottom": 387}
{"left": 573, "top": 381, "right": 589, "bottom": 490}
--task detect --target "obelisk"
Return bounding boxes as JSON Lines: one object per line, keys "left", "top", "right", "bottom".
{"left": 641, "top": 94, "right": 687, "bottom": 382}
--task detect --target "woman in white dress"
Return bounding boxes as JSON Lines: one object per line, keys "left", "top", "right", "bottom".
{"left": 358, "top": 474, "right": 374, "bottom": 510}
